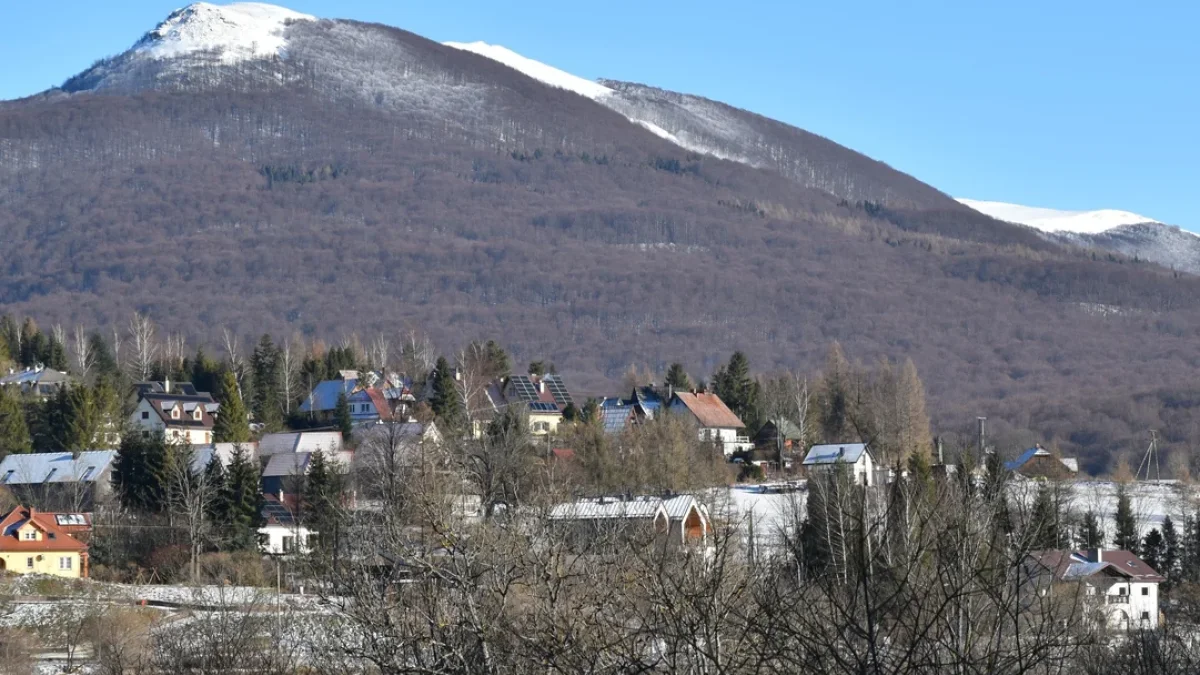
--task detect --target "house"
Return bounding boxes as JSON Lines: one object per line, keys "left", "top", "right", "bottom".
{"left": 802, "top": 443, "right": 876, "bottom": 487}
{"left": 0, "top": 451, "right": 117, "bottom": 510}
{"left": 258, "top": 496, "right": 316, "bottom": 556}
{"left": 131, "top": 392, "right": 218, "bottom": 445}
{"left": 0, "top": 506, "right": 90, "bottom": 578}
{"left": 668, "top": 392, "right": 750, "bottom": 456}
{"left": 134, "top": 378, "right": 205, "bottom": 397}
{"left": 299, "top": 371, "right": 414, "bottom": 425}
{"left": 1005, "top": 445, "right": 1078, "bottom": 480}
{"left": 599, "top": 405, "right": 637, "bottom": 435}
{"left": 0, "top": 366, "right": 70, "bottom": 398}
{"left": 753, "top": 419, "right": 805, "bottom": 451}
{"left": 601, "top": 386, "right": 665, "bottom": 421}
{"left": 1026, "top": 549, "right": 1163, "bottom": 630}
{"left": 354, "top": 422, "right": 441, "bottom": 463}
{"left": 189, "top": 442, "right": 259, "bottom": 473}
{"left": 548, "top": 494, "right": 710, "bottom": 549}
{"left": 471, "top": 373, "right": 576, "bottom": 437}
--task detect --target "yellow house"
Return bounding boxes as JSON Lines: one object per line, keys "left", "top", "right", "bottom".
{"left": 0, "top": 507, "right": 89, "bottom": 578}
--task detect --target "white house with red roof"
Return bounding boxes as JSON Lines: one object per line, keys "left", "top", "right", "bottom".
{"left": 668, "top": 392, "right": 750, "bottom": 456}
{"left": 1027, "top": 549, "right": 1163, "bottom": 630}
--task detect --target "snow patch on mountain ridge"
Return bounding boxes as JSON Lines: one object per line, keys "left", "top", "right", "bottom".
{"left": 957, "top": 198, "right": 1159, "bottom": 235}
{"left": 442, "top": 41, "right": 613, "bottom": 100}
{"left": 136, "top": 2, "right": 315, "bottom": 64}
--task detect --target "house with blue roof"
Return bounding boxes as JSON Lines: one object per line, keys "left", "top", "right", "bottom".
{"left": 802, "top": 443, "right": 876, "bottom": 486}
{"left": 298, "top": 371, "right": 414, "bottom": 425}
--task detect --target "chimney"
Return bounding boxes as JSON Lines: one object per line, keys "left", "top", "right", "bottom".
{"left": 538, "top": 379, "right": 545, "bottom": 394}
{"left": 936, "top": 437, "right": 944, "bottom": 465}
{"left": 164, "top": 377, "right": 171, "bottom": 394}
{"left": 976, "top": 417, "right": 987, "bottom": 457}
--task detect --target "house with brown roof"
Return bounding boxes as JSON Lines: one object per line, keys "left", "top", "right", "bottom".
{"left": 1025, "top": 549, "right": 1163, "bottom": 630}
{"left": 130, "top": 391, "right": 218, "bottom": 445}
{"left": 668, "top": 392, "right": 750, "bottom": 456}
{"left": 1005, "top": 445, "right": 1079, "bottom": 481}
{"left": 0, "top": 506, "right": 90, "bottom": 578}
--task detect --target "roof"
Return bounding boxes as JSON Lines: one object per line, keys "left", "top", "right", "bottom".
{"left": 257, "top": 431, "right": 343, "bottom": 456}
{"left": 0, "top": 451, "right": 117, "bottom": 485}
{"left": 803, "top": 443, "right": 871, "bottom": 466}
{"left": 661, "top": 495, "right": 702, "bottom": 520}
{"left": 1028, "top": 549, "right": 1165, "bottom": 584}
{"left": 260, "top": 496, "right": 298, "bottom": 526}
{"left": 263, "top": 450, "right": 352, "bottom": 478}
{"left": 757, "top": 419, "right": 804, "bottom": 441}
{"left": 298, "top": 379, "right": 358, "bottom": 413}
{"left": 601, "top": 406, "right": 635, "bottom": 434}
{"left": 504, "top": 374, "right": 574, "bottom": 411}
{"left": 190, "top": 443, "right": 257, "bottom": 473}
{"left": 138, "top": 393, "right": 216, "bottom": 429}
{"left": 670, "top": 392, "right": 744, "bottom": 429}
{"left": 1005, "top": 445, "right": 1077, "bottom": 474}
{"left": 0, "top": 367, "right": 70, "bottom": 387}
{"left": 549, "top": 498, "right": 667, "bottom": 521}
{"left": 0, "top": 507, "right": 88, "bottom": 553}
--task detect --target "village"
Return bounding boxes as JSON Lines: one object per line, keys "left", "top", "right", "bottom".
{"left": 0, "top": 318, "right": 1195, "bottom": 673}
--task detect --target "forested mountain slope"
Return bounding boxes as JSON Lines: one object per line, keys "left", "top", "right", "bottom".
{"left": 1, "top": 3, "right": 1199, "bottom": 471}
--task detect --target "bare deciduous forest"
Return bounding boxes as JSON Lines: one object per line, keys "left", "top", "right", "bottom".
{"left": 1, "top": 18, "right": 1200, "bottom": 473}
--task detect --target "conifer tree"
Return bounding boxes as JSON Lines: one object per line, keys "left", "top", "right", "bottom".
{"left": 1162, "top": 515, "right": 1179, "bottom": 587}
{"left": 1080, "top": 510, "right": 1105, "bottom": 549}
{"left": 222, "top": 446, "right": 262, "bottom": 550}
{"left": 88, "top": 333, "right": 120, "bottom": 380}
{"left": 0, "top": 385, "right": 31, "bottom": 458}
{"left": 664, "top": 363, "right": 692, "bottom": 391}
{"left": 334, "top": 392, "right": 353, "bottom": 439}
{"left": 818, "top": 342, "right": 856, "bottom": 443}
{"left": 303, "top": 448, "right": 343, "bottom": 551}
{"left": 1141, "top": 528, "right": 1165, "bottom": 575}
{"left": 1114, "top": 484, "right": 1139, "bottom": 552}
{"left": 250, "top": 334, "right": 282, "bottom": 431}
{"left": 1027, "top": 483, "right": 1060, "bottom": 550}
{"left": 213, "top": 371, "right": 251, "bottom": 443}
{"left": 189, "top": 348, "right": 223, "bottom": 397}
{"left": 1184, "top": 513, "right": 1200, "bottom": 583}
{"left": 203, "top": 453, "right": 228, "bottom": 524}
{"left": 429, "top": 356, "right": 464, "bottom": 430}
{"left": 713, "top": 351, "right": 759, "bottom": 428}
{"left": 113, "top": 432, "right": 171, "bottom": 512}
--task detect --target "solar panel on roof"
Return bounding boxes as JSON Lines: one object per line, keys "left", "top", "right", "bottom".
{"left": 529, "top": 401, "right": 560, "bottom": 413}
{"left": 544, "top": 376, "right": 574, "bottom": 407}
{"left": 509, "top": 376, "right": 539, "bottom": 402}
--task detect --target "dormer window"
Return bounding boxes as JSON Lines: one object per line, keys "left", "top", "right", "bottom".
{"left": 171, "top": 408, "right": 180, "bottom": 420}
{"left": 193, "top": 409, "right": 202, "bottom": 421}
{"left": 22, "top": 530, "right": 36, "bottom": 541}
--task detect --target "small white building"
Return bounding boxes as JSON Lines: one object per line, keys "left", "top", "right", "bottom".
{"left": 258, "top": 498, "right": 317, "bottom": 556}
{"left": 668, "top": 392, "right": 750, "bottom": 456}
{"left": 802, "top": 443, "right": 876, "bottom": 487}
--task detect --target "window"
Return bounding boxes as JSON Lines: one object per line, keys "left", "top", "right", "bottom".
{"left": 59, "top": 557, "right": 71, "bottom": 570}
{"left": 193, "top": 410, "right": 202, "bottom": 420}
{"left": 1142, "top": 611, "right": 1150, "bottom": 622}
{"left": 1142, "top": 587, "right": 1149, "bottom": 596}
{"left": 141, "top": 411, "right": 149, "bottom": 420}
{"left": 1119, "top": 587, "right": 1128, "bottom": 596}
{"left": 0, "top": 470, "right": 12, "bottom": 484}
{"left": 25, "top": 557, "right": 33, "bottom": 569}
{"left": 282, "top": 536, "right": 295, "bottom": 554}
{"left": 171, "top": 408, "right": 180, "bottom": 419}
{"left": 22, "top": 530, "right": 36, "bottom": 541}
{"left": 44, "top": 468, "right": 57, "bottom": 482}
{"left": 80, "top": 467, "right": 95, "bottom": 481}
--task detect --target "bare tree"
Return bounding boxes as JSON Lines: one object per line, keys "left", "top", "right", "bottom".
{"left": 221, "top": 327, "right": 245, "bottom": 394}
{"left": 71, "top": 325, "right": 95, "bottom": 379}
{"left": 126, "top": 311, "right": 158, "bottom": 381}
{"left": 402, "top": 328, "right": 436, "bottom": 380}
{"left": 369, "top": 333, "right": 391, "bottom": 372}
{"left": 165, "top": 446, "right": 218, "bottom": 582}
{"left": 278, "top": 334, "right": 302, "bottom": 417}
{"left": 162, "top": 332, "right": 187, "bottom": 376}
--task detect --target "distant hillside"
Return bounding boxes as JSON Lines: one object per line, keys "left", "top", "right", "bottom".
{"left": 2, "top": 3, "right": 1200, "bottom": 472}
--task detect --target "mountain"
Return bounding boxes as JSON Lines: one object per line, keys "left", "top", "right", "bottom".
{"left": 3, "top": 2, "right": 1200, "bottom": 471}
{"left": 959, "top": 198, "right": 1200, "bottom": 274}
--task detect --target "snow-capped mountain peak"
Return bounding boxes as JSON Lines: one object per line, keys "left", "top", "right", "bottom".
{"left": 135, "top": 2, "right": 315, "bottom": 64}
{"left": 442, "top": 41, "right": 613, "bottom": 100}
{"left": 957, "top": 198, "right": 1158, "bottom": 235}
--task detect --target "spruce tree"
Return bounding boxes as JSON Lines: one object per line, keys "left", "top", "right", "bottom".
{"left": 88, "top": 333, "right": 120, "bottom": 380}
{"left": 1163, "top": 515, "right": 1179, "bottom": 587}
{"left": 664, "top": 363, "right": 692, "bottom": 391}
{"left": 1080, "top": 510, "right": 1105, "bottom": 549}
{"left": 203, "top": 453, "right": 228, "bottom": 524}
{"left": 0, "top": 385, "right": 31, "bottom": 457}
{"left": 818, "top": 342, "right": 855, "bottom": 443}
{"left": 1184, "top": 514, "right": 1200, "bottom": 583}
{"left": 190, "top": 348, "right": 223, "bottom": 398}
{"left": 250, "top": 334, "right": 282, "bottom": 431}
{"left": 213, "top": 371, "right": 251, "bottom": 443}
{"left": 429, "top": 356, "right": 464, "bottom": 430}
{"left": 113, "top": 432, "right": 170, "bottom": 512}
{"left": 1027, "top": 483, "right": 1059, "bottom": 550}
{"left": 1114, "top": 484, "right": 1139, "bottom": 552}
{"left": 303, "top": 448, "right": 343, "bottom": 551}
{"left": 222, "top": 446, "right": 262, "bottom": 550}
{"left": 334, "top": 392, "right": 353, "bottom": 439}
{"left": 1142, "top": 528, "right": 1165, "bottom": 575}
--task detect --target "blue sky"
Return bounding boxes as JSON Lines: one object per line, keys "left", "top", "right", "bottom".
{"left": 2, "top": 0, "right": 1197, "bottom": 227}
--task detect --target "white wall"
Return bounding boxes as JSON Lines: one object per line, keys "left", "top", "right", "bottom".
{"left": 258, "top": 524, "right": 317, "bottom": 555}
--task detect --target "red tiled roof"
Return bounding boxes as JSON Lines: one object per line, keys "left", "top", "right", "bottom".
{"left": 0, "top": 507, "right": 88, "bottom": 553}
{"left": 365, "top": 388, "right": 393, "bottom": 421}
{"left": 672, "top": 392, "right": 744, "bottom": 429}
{"left": 1077, "top": 549, "right": 1165, "bottom": 583}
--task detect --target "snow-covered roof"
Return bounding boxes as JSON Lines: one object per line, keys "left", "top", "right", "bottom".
{"left": 298, "top": 379, "right": 358, "bottom": 413}
{"left": 0, "top": 451, "right": 117, "bottom": 485}
{"left": 190, "top": 443, "right": 257, "bottom": 473}
{"left": 803, "top": 443, "right": 870, "bottom": 466}
{"left": 0, "top": 367, "right": 69, "bottom": 387}
{"left": 258, "top": 431, "right": 343, "bottom": 456}
{"left": 549, "top": 498, "right": 666, "bottom": 521}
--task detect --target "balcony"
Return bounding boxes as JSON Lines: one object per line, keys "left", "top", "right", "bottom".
{"left": 1105, "top": 595, "right": 1129, "bottom": 605}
